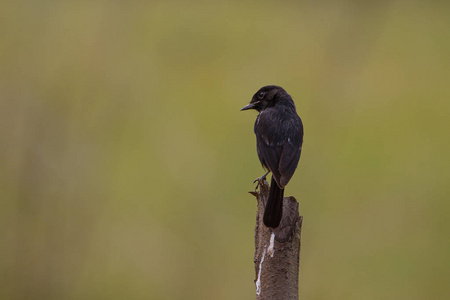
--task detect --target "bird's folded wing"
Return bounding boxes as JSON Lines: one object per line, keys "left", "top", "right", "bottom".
{"left": 279, "top": 141, "right": 301, "bottom": 187}
{"left": 256, "top": 136, "right": 283, "bottom": 187}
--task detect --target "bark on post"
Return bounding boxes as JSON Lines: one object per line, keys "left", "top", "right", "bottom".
{"left": 250, "top": 179, "right": 303, "bottom": 300}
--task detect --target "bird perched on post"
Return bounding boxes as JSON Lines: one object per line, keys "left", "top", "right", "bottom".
{"left": 241, "top": 85, "right": 303, "bottom": 229}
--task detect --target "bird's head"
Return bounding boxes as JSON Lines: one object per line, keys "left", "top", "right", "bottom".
{"left": 241, "top": 85, "right": 287, "bottom": 112}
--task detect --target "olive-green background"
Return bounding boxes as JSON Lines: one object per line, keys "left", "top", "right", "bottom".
{"left": 1, "top": 1, "right": 449, "bottom": 299}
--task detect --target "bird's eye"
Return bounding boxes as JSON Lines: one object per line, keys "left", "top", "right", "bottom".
{"left": 258, "top": 91, "right": 265, "bottom": 99}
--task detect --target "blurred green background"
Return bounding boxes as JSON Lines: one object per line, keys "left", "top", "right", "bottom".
{"left": 1, "top": 1, "right": 449, "bottom": 299}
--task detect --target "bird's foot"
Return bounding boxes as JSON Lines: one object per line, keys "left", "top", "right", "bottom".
{"left": 253, "top": 171, "right": 270, "bottom": 190}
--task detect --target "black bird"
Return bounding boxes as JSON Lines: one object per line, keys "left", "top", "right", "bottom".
{"left": 241, "top": 86, "right": 303, "bottom": 228}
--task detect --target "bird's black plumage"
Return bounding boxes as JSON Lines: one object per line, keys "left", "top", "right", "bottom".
{"left": 241, "top": 85, "right": 303, "bottom": 228}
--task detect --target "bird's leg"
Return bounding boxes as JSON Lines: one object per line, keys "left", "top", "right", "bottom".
{"left": 253, "top": 171, "right": 269, "bottom": 184}
{"left": 253, "top": 171, "right": 270, "bottom": 190}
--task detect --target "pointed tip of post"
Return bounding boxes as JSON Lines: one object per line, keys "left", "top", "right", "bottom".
{"left": 249, "top": 190, "right": 259, "bottom": 197}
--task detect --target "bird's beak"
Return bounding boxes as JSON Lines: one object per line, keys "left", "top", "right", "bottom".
{"left": 241, "top": 101, "right": 260, "bottom": 111}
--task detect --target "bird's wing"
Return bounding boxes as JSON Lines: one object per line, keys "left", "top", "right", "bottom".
{"left": 256, "top": 135, "right": 283, "bottom": 184}
{"left": 279, "top": 141, "right": 302, "bottom": 187}
{"left": 278, "top": 117, "right": 303, "bottom": 187}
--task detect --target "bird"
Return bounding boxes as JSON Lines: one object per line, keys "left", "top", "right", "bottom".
{"left": 241, "top": 85, "right": 303, "bottom": 228}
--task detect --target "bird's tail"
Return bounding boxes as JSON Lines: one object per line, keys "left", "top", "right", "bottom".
{"left": 263, "top": 177, "right": 284, "bottom": 228}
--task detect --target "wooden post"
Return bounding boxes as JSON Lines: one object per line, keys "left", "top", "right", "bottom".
{"left": 250, "top": 179, "right": 303, "bottom": 300}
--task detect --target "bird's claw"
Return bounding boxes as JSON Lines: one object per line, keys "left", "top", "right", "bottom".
{"left": 252, "top": 172, "right": 269, "bottom": 190}
{"left": 252, "top": 176, "right": 265, "bottom": 185}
